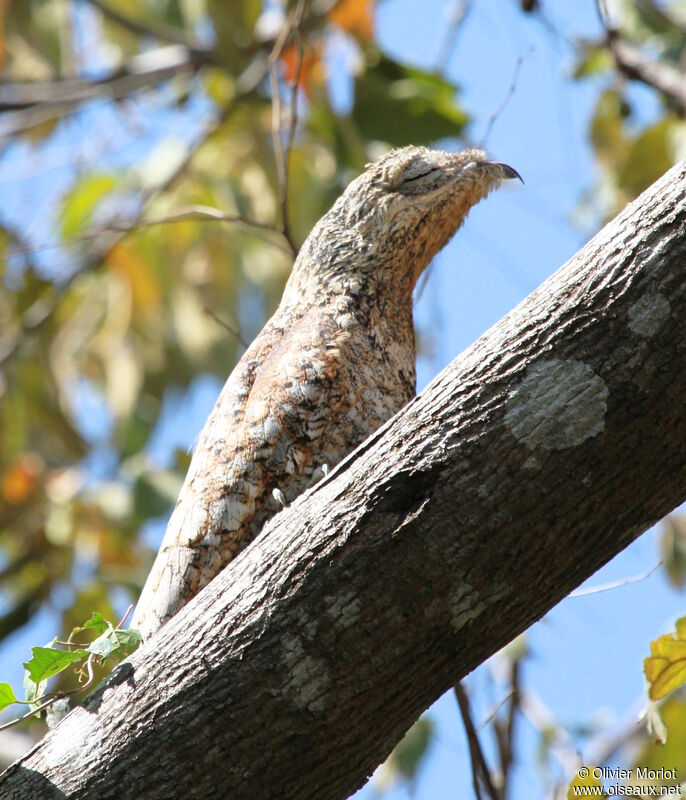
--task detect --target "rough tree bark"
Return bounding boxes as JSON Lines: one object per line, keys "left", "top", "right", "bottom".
{"left": 2, "top": 161, "right": 686, "bottom": 800}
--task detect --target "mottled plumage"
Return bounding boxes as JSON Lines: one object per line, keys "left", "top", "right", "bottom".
{"left": 132, "top": 146, "right": 520, "bottom": 638}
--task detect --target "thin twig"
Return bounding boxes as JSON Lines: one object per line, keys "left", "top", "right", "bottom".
{"left": 268, "top": 0, "right": 308, "bottom": 257}
{"left": 569, "top": 560, "right": 662, "bottom": 597}
{"left": 454, "top": 683, "right": 501, "bottom": 800}
{"left": 203, "top": 306, "right": 248, "bottom": 349}
{"left": 478, "top": 689, "right": 515, "bottom": 732}
{"left": 82, "top": 0, "right": 208, "bottom": 52}
{"left": 480, "top": 47, "right": 533, "bottom": 148}
{"left": 4, "top": 205, "right": 293, "bottom": 260}
{"left": 0, "top": 65, "right": 266, "bottom": 370}
{"left": 493, "top": 657, "right": 521, "bottom": 797}
{"left": 595, "top": 0, "right": 611, "bottom": 29}
{"left": 0, "top": 49, "right": 200, "bottom": 113}
{"left": 434, "top": 0, "right": 473, "bottom": 72}
{"left": 118, "top": 604, "right": 134, "bottom": 629}
{"left": 0, "top": 653, "right": 96, "bottom": 734}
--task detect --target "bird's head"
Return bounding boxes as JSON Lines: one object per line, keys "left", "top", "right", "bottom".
{"left": 296, "top": 146, "right": 521, "bottom": 295}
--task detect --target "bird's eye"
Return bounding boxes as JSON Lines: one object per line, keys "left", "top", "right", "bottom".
{"left": 401, "top": 166, "right": 440, "bottom": 185}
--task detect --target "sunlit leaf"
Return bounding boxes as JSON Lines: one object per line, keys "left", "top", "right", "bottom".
{"left": 280, "top": 41, "right": 326, "bottom": 96}
{"left": 644, "top": 616, "right": 686, "bottom": 701}
{"left": 0, "top": 683, "right": 17, "bottom": 713}
{"left": 352, "top": 52, "right": 468, "bottom": 146}
{"left": 106, "top": 241, "right": 161, "bottom": 311}
{"left": 23, "top": 645, "right": 89, "bottom": 685}
{"left": 81, "top": 611, "right": 110, "bottom": 634}
{"left": 573, "top": 44, "right": 613, "bottom": 78}
{"left": 636, "top": 698, "right": 686, "bottom": 769}
{"left": 23, "top": 668, "right": 47, "bottom": 708}
{"left": 87, "top": 624, "right": 141, "bottom": 659}
{"left": 567, "top": 767, "right": 606, "bottom": 799}
{"left": 1, "top": 452, "right": 44, "bottom": 505}
{"left": 590, "top": 89, "right": 628, "bottom": 169}
{"left": 330, "top": 0, "right": 375, "bottom": 40}
{"left": 59, "top": 174, "right": 118, "bottom": 238}
{"left": 617, "top": 117, "right": 675, "bottom": 199}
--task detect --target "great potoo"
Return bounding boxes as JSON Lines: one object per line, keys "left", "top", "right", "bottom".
{"left": 131, "top": 146, "right": 521, "bottom": 638}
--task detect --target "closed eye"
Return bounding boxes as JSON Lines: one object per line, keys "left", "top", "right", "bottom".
{"left": 402, "top": 167, "right": 441, "bottom": 184}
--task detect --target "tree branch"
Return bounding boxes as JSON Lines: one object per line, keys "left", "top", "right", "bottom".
{"left": 594, "top": 0, "right": 686, "bottom": 115}
{"left": 455, "top": 683, "right": 500, "bottom": 800}
{"left": 82, "top": 0, "right": 209, "bottom": 52}
{"left": 2, "top": 161, "right": 686, "bottom": 799}
{"left": 268, "top": 0, "right": 308, "bottom": 257}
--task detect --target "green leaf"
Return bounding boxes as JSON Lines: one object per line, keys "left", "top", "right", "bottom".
{"left": 59, "top": 173, "right": 117, "bottom": 238}
{"left": 567, "top": 767, "right": 606, "bottom": 799}
{"left": 387, "top": 717, "right": 433, "bottom": 780}
{"left": 573, "top": 44, "right": 613, "bottom": 78}
{"left": 617, "top": 117, "right": 675, "bottom": 199}
{"left": 87, "top": 627, "right": 119, "bottom": 659}
{"left": 115, "top": 628, "right": 143, "bottom": 657}
{"left": 81, "top": 611, "right": 110, "bottom": 634}
{"left": 88, "top": 626, "right": 142, "bottom": 659}
{"left": 0, "top": 683, "right": 18, "bottom": 713}
{"left": 23, "top": 646, "right": 90, "bottom": 685}
{"left": 133, "top": 470, "right": 183, "bottom": 519}
{"left": 353, "top": 52, "right": 468, "bottom": 147}
{"left": 23, "top": 669, "right": 47, "bottom": 708}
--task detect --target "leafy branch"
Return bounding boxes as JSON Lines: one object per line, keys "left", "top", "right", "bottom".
{"left": 0, "top": 609, "right": 141, "bottom": 733}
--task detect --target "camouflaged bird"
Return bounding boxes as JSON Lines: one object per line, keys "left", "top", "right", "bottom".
{"left": 132, "top": 146, "right": 521, "bottom": 638}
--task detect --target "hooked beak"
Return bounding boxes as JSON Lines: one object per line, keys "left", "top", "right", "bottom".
{"left": 491, "top": 162, "right": 524, "bottom": 184}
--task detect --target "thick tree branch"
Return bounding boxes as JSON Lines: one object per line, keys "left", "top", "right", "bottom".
{"left": 2, "top": 162, "right": 686, "bottom": 798}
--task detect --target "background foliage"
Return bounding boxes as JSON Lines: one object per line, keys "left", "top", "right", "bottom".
{"left": 1, "top": 0, "right": 686, "bottom": 797}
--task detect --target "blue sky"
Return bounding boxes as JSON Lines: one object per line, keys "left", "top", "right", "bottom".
{"left": 1, "top": 1, "right": 684, "bottom": 797}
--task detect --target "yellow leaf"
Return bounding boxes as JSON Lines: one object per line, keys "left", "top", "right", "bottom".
{"left": 567, "top": 767, "right": 606, "bottom": 799}
{"left": 106, "top": 242, "right": 160, "bottom": 312}
{"left": 644, "top": 616, "right": 686, "bottom": 700}
{"left": 1, "top": 453, "right": 45, "bottom": 505}
{"left": 330, "top": 0, "right": 375, "bottom": 40}
{"left": 280, "top": 41, "right": 326, "bottom": 97}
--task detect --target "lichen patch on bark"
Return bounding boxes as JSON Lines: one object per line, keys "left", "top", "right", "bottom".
{"left": 504, "top": 358, "right": 609, "bottom": 451}
{"left": 628, "top": 292, "right": 670, "bottom": 338}
{"left": 281, "top": 633, "right": 331, "bottom": 712}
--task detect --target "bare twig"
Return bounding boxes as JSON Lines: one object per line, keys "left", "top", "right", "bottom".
{"left": 0, "top": 57, "right": 266, "bottom": 369}
{"left": 480, "top": 48, "right": 533, "bottom": 148}
{"left": 455, "top": 683, "right": 501, "bottom": 800}
{"left": 203, "top": 306, "right": 248, "bottom": 349}
{"left": 569, "top": 560, "right": 662, "bottom": 597}
{"left": 434, "top": 0, "right": 473, "bottom": 72}
{"left": 5, "top": 205, "right": 292, "bottom": 261}
{"left": 0, "top": 46, "right": 204, "bottom": 112}
{"left": 0, "top": 49, "right": 205, "bottom": 139}
{"left": 82, "top": 0, "right": 208, "bottom": 52}
{"left": 478, "top": 690, "right": 515, "bottom": 732}
{"left": 268, "top": 0, "right": 308, "bottom": 257}
{"left": 493, "top": 658, "right": 521, "bottom": 798}
{"left": 118, "top": 604, "right": 134, "bottom": 629}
